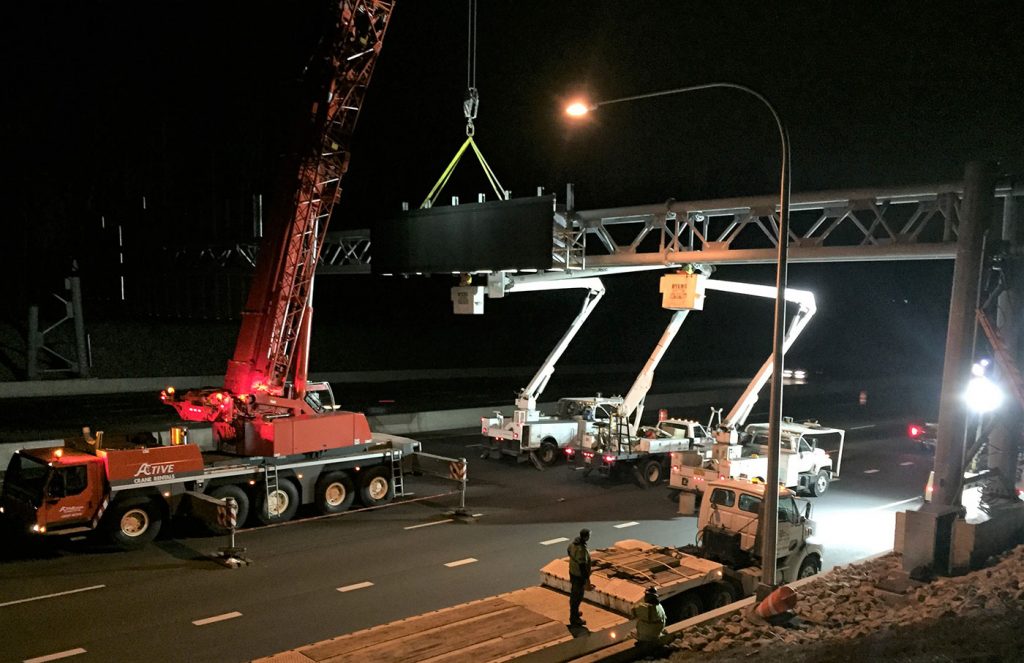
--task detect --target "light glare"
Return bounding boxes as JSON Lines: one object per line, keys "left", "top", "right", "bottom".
{"left": 565, "top": 101, "right": 591, "bottom": 117}
{"left": 965, "top": 375, "right": 1003, "bottom": 413}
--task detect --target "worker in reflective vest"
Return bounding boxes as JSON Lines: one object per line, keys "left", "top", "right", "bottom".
{"left": 567, "top": 528, "right": 593, "bottom": 626}
{"left": 632, "top": 586, "right": 667, "bottom": 651}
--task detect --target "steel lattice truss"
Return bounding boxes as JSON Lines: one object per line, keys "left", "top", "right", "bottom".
{"left": 154, "top": 184, "right": 1020, "bottom": 280}
{"left": 561, "top": 183, "right": 1003, "bottom": 269}
{"left": 224, "top": 0, "right": 393, "bottom": 395}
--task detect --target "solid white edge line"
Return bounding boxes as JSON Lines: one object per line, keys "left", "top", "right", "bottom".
{"left": 900, "top": 461, "right": 915, "bottom": 466}
{"left": 444, "top": 558, "right": 478, "bottom": 568}
{"left": 540, "top": 537, "right": 570, "bottom": 546}
{"left": 614, "top": 521, "right": 639, "bottom": 529}
{"left": 192, "top": 611, "right": 243, "bottom": 626}
{"left": 337, "top": 581, "right": 374, "bottom": 593}
{"left": 1, "top": 584, "right": 105, "bottom": 608}
{"left": 24, "top": 648, "right": 87, "bottom": 663}
{"left": 404, "top": 519, "right": 453, "bottom": 530}
{"left": 867, "top": 496, "right": 923, "bottom": 512}
{"left": 848, "top": 424, "right": 876, "bottom": 430}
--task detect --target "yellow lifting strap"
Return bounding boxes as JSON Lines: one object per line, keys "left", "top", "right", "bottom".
{"left": 420, "top": 135, "right": 507, "bottom": 209}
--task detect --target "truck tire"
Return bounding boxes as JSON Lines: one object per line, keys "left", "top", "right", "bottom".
{"left": 669, "top": 592, "right": 704, "bottom": 621}
{"left": 537, "top": 440, "right": 559, "bottom": 466}
{"left": 205, "top": 485, "right": 250, "bottom": 533}
{"left": 798, "top": 554, "right": 821, "bottom": 579}
{"left": 810, "top": 469, "right": 830, "bottom": 497}
{"left": 315, "top": 471, "right": 356, "bottom": 514}
{"left": 704, "top": 581, "right": 738, "bottom": 609}
{"left": 106, "top": 498, "right": 162, "bottom": 548}
{"left": 255, "top": 479, "right": 299, "bottom": 525}
{"left": 641, "top": 459, "right": 663, "bottom": 486}
{"left": 359, "top": 467, "right": 393, "bottom": 507}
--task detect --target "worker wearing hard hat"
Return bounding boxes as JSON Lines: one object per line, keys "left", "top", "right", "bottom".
{"left": 632, "top": 586, "right": 668, "bottom": 653}
{"left": 567, "top": 528, "right": 594, "bottom": 626}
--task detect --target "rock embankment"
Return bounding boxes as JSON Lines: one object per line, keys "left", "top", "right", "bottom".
{"left": 668, "top": 545, "right": 1024, "bottom": 662}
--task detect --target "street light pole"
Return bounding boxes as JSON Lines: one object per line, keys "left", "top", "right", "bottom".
{"left": 566, "top": 83, "right": 791, "bottom": 594}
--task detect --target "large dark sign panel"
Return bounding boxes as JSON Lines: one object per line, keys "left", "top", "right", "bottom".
{"left": 372, "top": 196, "right": 555, "bottom": 274}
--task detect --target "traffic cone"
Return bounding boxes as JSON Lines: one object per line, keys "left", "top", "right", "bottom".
{"left": 755, "top": 585, "right": 797, "bottom": 619}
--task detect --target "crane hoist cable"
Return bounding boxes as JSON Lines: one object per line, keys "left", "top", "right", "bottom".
{"left": 420, "top": 0, "right": 507, "bottom": 209}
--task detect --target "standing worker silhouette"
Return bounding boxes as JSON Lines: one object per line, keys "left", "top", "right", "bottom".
{"left": 567, "top": 528, "right": 593, "bottom": 626}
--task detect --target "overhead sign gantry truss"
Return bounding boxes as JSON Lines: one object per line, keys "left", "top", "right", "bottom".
{"left": 155, "top": 183, "right": 1021, "bottom": 278}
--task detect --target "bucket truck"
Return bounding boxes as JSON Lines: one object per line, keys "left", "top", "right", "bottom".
{"left": 667, "top": 278, "right": 844, "bottom": 498}
{"left": 569, "top": 309, "right": 715, "bottom": 485}
{"left": 480, "top": 272, "right": 612, "bottom": 466}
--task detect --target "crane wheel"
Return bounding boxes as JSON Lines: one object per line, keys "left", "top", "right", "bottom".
{"left": 358, "top": 467, "right": 393, "bottom": 507}
{"left": 256, "top": 479, "right": 299, "bottom": 525}
{"left": 105, "top": 498, "right": 162, "bottom": 548}
{"left": 316, "top": 471, "right": 355, "bottom": 514}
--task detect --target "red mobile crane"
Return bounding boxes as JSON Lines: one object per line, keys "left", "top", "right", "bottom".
{"left": 164, "top": 1, "right": 391, "bottom": 457}
{"left": 0, "top": 2, "right": 438, "bottom": 548}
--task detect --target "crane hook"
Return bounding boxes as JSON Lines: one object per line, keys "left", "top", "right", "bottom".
{"left": 464, "top": 87, "right": 479, "bottom": 136}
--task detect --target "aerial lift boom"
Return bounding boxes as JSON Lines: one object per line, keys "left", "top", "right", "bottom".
{"left": 488, "top": 274, "right": 606, "bottom": 413}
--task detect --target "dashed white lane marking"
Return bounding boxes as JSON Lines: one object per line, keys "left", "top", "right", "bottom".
{"left": 192, "top": 611, "right": 243, "bottom": 626}
{"left": 472, "top": 513, "right": 483, "bottom": 518}
{"left": 863, "top": 469, "right": 880, "bottom": 474}
{"left": 900, "top": 461, "right": 915, "bottom": 466}
{"left": 23, "top": 649, "right": 87, "bottom": 663}
{"left": 868, "top": 496, "right": 923, "bottom": 512}
{"left": 0, "top": 584, "right": 105, "bottom": 608}
{"left": 848, "top": 424, "right": 876, "bottom": 430}
{"left": 540, "top": 537, "right": 570, "bottom": 546}
{"left": 337, "top": 581, "right": 374, "bottom": 593}
{"left": 445, "top": 558, "right": 478, "bottom": 568}
{"left": 404, "top": 519, "right": 453, "bottom": 530}
{"left": 69, "top": 536, "right": 87, "bottom": 542}
{"left": 614, "top": 521, "right": 639, "bottom": 529}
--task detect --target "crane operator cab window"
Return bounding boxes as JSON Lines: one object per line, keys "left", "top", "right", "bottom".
{"left": 47, "top": 465, "right": 89, "bottom": 499}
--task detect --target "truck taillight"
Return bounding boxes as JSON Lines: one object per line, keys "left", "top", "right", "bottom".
{"left": 908, "top": 424, "right": 922, "bottom": 438}
{"left": 603, "top": 454, "right": 616, "bottom": 463}
{"left": 565, "top": 448, "right": 575, "bottom": 457}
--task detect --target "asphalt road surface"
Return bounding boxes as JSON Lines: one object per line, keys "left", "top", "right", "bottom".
{"left": 0, "top": 406, "right": 934, "bottom": 663}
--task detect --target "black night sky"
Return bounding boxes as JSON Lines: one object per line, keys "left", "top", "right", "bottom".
{"left": 1, "top": 1, "right": 1021, "bottom": 382}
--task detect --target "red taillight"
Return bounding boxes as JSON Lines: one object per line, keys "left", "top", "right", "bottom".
{"left": 908, "top": 424, "right": 922, "bottom": 438}
{"left": 603, "top": 454, "right": 616, "bottom": 463}
{"left": 565, "top": 448, "right": 575, "bottom": 457}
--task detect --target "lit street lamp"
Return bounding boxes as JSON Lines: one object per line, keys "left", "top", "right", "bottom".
{"left": 566, "top": 83, "right": 791, "bottom": 597}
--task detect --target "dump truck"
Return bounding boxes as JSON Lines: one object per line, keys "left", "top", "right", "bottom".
{"left": 262, "top": 477, "right": 823, "bottom": 662}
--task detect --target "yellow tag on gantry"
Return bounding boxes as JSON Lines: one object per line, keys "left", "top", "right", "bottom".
{"left": 659, "top": 272, "right": 706, "bottom": 310}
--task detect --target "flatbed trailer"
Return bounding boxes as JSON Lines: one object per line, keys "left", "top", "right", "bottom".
{"left": 257, "top": 586, "right": 628, "bottom": 663}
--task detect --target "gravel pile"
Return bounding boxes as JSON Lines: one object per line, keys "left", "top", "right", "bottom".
{"left": 667, "top": 544, "right": 1024, "bottom": 661}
